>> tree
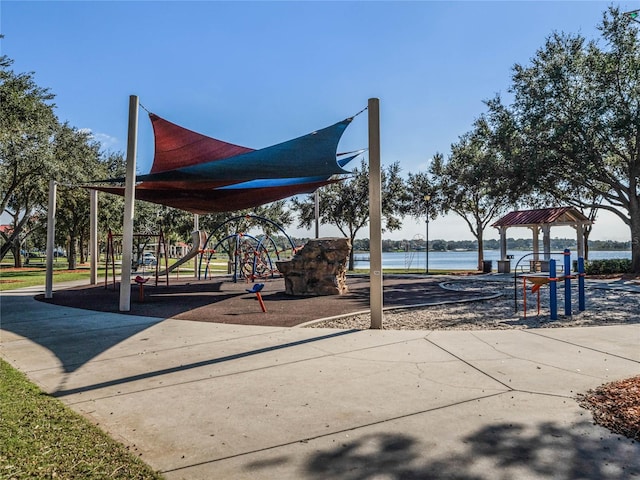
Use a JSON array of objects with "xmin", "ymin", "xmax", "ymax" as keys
[
  {"xmin": 292, "ymin": 159, "xmax": 408, "ymax": 270},
  {"xmin": 0, "ymin": 56, "xmax": 58, "ymax": 266},
  {"xmin": 404, "ymin": 169, "xmax": 438, "ymax": 254},
  {"xmin": 97, "ymin": 152, "xmax": 126, "ymax": 235},
  {"xmin": 486, "ymin": 6, "xmax": 640, "ymax": 273},
  {"xmin": 429, "ymin": 122, "xmax": 514, "ymax": 271},
  {"xmin": 53, "ymin": 123, "xmax": 103, "ymax": 269}
]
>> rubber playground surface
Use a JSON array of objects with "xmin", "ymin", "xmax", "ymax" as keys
[{"xmin": 37, "ymin": 275, "xmax": 488, "ymax": 327}]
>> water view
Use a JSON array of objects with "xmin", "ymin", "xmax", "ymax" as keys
[{"xmin": 353, "ymin": 250, "xmax": 632, "ymax": 271}]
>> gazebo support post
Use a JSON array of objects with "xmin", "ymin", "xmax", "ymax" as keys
[
  {"xmin": 542, "ymin": 224, "xmax": 551, "ymax": 263},
  {"xmin": 499, "ymin": 226, "xmax": 507, "ymax": 260},
  {"xmin": 531, "ymin": 226, "xmax": 540, "ymax": 261}
]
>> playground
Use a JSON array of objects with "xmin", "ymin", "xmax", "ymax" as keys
[
  {"xmin": 37, "ymin": 271, "xmax": 640, "ymax": 329},
  {"xmin": 37, "ymin": 275, "xmax": 495, "ymax": 327}
]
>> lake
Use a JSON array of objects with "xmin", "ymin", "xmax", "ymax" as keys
[{"xmin": 353, "ymin": 250, "xmax": 632, "ymax": 271}]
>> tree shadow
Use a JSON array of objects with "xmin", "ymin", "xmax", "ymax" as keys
[
  {"xmin": 1, "ymin": 292, "xmax": 163, "ymax": 373},
  {"xmin": 302, "ymin": 420, "xmax": 640, "ymax": 479}
]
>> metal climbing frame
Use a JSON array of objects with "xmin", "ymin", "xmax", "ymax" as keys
[{"xmin": 198, "ymin": 215, "xmax": 298, "ymax": 282}]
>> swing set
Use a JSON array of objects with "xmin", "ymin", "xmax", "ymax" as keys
[{"xmin": 104, "ymin": 228, "xmax": 169, "ymax": 289}]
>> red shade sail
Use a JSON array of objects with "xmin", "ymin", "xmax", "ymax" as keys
[{"xmin": 91, "ymin": 111, "xmax": 358, "ymax": 213}]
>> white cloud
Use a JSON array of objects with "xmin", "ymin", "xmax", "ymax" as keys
[
  {"xmin": 92, "ymin": 132, "xmax": 119, "ymax": 150},
  {"xmin": 78, "ymin": 128, "xmax": 120, "ymax": 151}
]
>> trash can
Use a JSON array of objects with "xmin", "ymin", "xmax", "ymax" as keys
[
  {"xmin": 497, "ymin": 260, "xmax": 511, "ymax": 273},
  {"xmin": 482, "ymin": 260, "xmax": 492, "ymax": 273}
]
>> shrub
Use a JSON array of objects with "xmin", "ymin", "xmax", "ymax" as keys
[{"xmin": 585, "ymin": 259, "xmax": 632, "ymax": 275}]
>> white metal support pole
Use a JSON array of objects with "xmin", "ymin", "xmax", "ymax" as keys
[
  {"xmin": 193, "ymin": 214, "xmax": 199, "ymax": 278},
  {"xmin": 45, "ymin": 180, "xmax": 57, "ymax": 299},
  {"xmin": 89, "ymin": 189, "xmax": 98, "ymax": 284},
  {"xmin": 368, "ymin": 98, "xmax": 383, "ymax": 329},
  {"xmin": 119, "ymin": 95, "xmax": 139, "ymax": 311}
]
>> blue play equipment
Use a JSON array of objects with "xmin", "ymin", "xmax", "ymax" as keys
[
  {"xmin": 548, "ymin": 249, "xmax": 587, "ymax": 320},
  {"xmin": 516, "ymin": 249, "xmax": 586, "ymax": 319},
  {"xmin": 245, "ymin": 283, "xmax": 266, "ymax": 312}
]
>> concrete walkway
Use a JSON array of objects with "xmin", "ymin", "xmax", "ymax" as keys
[{"xmin": 1, "ymin": 285, "xmax": 639, "ymax": 479}]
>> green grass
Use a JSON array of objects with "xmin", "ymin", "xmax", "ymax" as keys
[
  {"xmin": 0, "ymin": 359, "xmax": 163, "ymax": 479},
  {"xmin": 0, "ymin": 259, "xmax": 232, "ymax": 292},
  {"xmin": 0, "ymin": 267, "xmax": 96, "ymax": 292},
  {"xmin": 0, "ymin": 260, "xmax": 472, "ymax": 292}
]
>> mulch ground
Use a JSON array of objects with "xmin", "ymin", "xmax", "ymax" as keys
[
  {"xmin": 578, "ymin": 375, "xmax": 640, "ymax": 442},
  {"xmin": 36, "ymin": 275, "xmax": 488, "ymax": 327}
]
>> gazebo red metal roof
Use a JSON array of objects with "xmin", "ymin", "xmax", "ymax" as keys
[{"xmin": 492, "ymin": 207, "xmax": 591, "ymax": 228}]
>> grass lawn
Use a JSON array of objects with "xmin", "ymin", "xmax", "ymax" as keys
[
  {"xmin": 0, "ymin": 359, "xmax": 163, "ymax": 479},
  {"xmin": 0, "ymin": 258, "xmax": 231, "ymax": 292},
  {"xmin": 0, "ymin": 267, "xmax": 91, "ymax": 291}
]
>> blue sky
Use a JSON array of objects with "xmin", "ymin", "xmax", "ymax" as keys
[{"xmin": 1, "ymin": 1, "xmax": 633, "ymax": 242}]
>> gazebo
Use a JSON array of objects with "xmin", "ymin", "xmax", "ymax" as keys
[{"xmin": 492, "ymin": 207, "xmax": 592, "ymax": 272}]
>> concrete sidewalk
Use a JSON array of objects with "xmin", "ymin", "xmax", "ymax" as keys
[{"xmin": 1, "ymin": 288, "xmax": 639, "ymax": 479}]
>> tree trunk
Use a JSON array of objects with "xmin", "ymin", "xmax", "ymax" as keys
[
  {"xmin": 67, "ymin": 236, "xmax": 77, "ymax": 270},
  {"xmin": 79, "ymin": 233, "xmax": 86, "ymax": 264},
  {"xmin": 630, "ymin": 198, "xmax": 640, "ymax": 274},
  {"xmin": 476, "ymin": 226, "xmax": 484, "ymax": 271},
  {"xmin": 12, "ymin": 242, "xmax": 22, "ymax": 268},
  {"xmin": 583, "ymin": 229, "xmax": 590, "ymax": 262},
  {"xmin": 348, "ymin": 235, "xmax": 356, "ymax": 271},
  {"xmin": 0, "ymin": 242, "xmax": 12, "ymax": 263}
]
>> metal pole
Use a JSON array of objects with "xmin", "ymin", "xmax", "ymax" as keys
[
  {"xmin": 424, "ymin": 195, "xmax": 431, "ymax": 274},
  {"xmin": 425, "ymin": 209, "xmax": 429, "ymax": 274},
  {"xmin": 549, "ymin": 259, "xmax": 557, "ymax": 320},
  {"xmin": 89, "ymin": 189, "xmax": 98, "ymax": 285},
  {"xmin": 45, "ymin": 180, "xmax": 57, "ymax": 299},
  {"xmin": 194, "ymin": 214, "xmax": 199, "ymax": 279},
  {"xmin": 314, "ymin": 190, "xmax": 320, "ymax": 239},
  {"xmin": 368, "ymin": 98, "xmax": 383, "ymax": 329},
  {"xmin": 578, "ymin": 257, "xmax": 586, "ymax": 311},
  {"xmin": 564, "ymin": 248, "xmax": 571, "ymax": 316},
  {"xmin": 119, "ymin": 95, "xmax": 138, "ymax": 311}
]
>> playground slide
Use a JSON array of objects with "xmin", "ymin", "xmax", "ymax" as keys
[{"xmin": 159, "ymin": 230, "xmax": 207, "ymax": 276}]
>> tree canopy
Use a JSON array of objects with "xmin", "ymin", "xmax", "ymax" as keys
[
  {"xmin": 292, "ymin": 159, "xmax": 407, "ymax": 269},
  {"xmin": 485, "ymin": 6, "xmax": 640, "ymax": 273},
  {"xmin": 0, "ymin": 57, "xmax": 59, "ymax": 265},
  {"xmin": 430, "ymin": 119, "xmax": 514, "ymax": 270}
]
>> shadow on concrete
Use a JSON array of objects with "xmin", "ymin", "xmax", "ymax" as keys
[
  {"xmin": 292, "ymin": 421, "xmax": 639, "ymax": 479},
  {"xmin": 52, "ymin": 329, "xmax": 360, "ymax": 397},
  {"xmin": 1, "ymin": 293, "xmax": 163, "ymax": 374}
]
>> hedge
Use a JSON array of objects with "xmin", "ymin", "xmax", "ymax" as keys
[{"xmin": 584, "ymin": 258, "xmax": 632, "ymax": 275}]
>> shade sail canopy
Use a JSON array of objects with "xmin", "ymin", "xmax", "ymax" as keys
[
  {"xmin": 94, "ymin": 178, "xmax": 340, "ymax": 214},
  {"xmin": 92, "ymin": 111, "xmax": 358, "ymax": 213},
  {"xmin": 137, "ymin": 117, "xmax": 352, "ymax": 183},
  {"xmin": 149, "ymin": 114, "xmax": 254, "ymax": 174}
]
